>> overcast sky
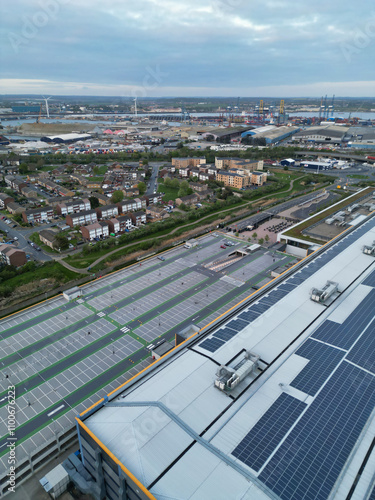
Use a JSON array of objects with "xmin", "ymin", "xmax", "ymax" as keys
[{"xmin": 0, "ymin": 0, "xmax": 374, "ymax": 97}]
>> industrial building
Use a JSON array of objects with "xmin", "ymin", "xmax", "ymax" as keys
[
  {"xmin": 293, "ymin": 125, "xmax": 349, "ymax": 144},
  {"xmin": 202, "ymin": 126, "xmax": 253, "ymax": 142},
  {"xmin": 241, "ymin": 125, "xmax": 300, "ymax": 144},
  {"xmin": 40, "ymin": 133, "xmax": 92, "ymax": 144},
  {"xmin": 74, "ymin": 211, "xmax": 375, "ymax": 500}
]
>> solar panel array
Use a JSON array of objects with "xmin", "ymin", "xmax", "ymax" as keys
[
  {"xmin": 312, "ymin": 289, "xmax": 375, "ymax": 350},
  {"xmin": 259, "ymin": 362, "xmax": 375, "ymax": 500},
  {"xmin": 232, "ymin": 393, "xmax": 306, "ymax": 472},
  {"xmin": 198, "ymin": 337, "xmax": 225, "ymax": 353},
  {"xmin": 291, "ymin": 339, "xmax": 345, "ymax": 396},
  {"xmin": 198, "ymin": 216, "xmax": 375, "ymax": 354},
  {"xmin": 362, "ymin": 268, "xmax": 375, "ymax": 288},
  {"xmin": 368, "ymin": 485, "xmax": 375, "ymax": 500},
  {"xmin": 346, "ymin": 321, "xmax": 375, "ymax": 375}
]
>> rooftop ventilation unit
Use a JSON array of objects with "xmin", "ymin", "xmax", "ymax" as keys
[
  {"xmin": 362, "ymin": 241, "xmax": 375, "ymax": 256},
  {"xmin": 214, "ymin": 351, "xmax": 260, "ymax": 392},
  {"xmin": 311, "ymin": 281, "xmax": 339, "ymax": 303}
]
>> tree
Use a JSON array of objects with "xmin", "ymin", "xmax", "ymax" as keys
[
  {"xmin": 89, "ymin": 196, "xmax": 100, "ymax": 209},
  {"xmin": 252, "ymin": 232, "xmax": 257, "ymax": 240},
  {"xmin": 54, "ymin": 233, "xmax": 69, "ymax": 251},
  {"xmin": 171, "ymin": 178, "xmax": 180, "ymax": 189},
  {"xmin": 19, "ymin": 163, "xmax": 29, "ymax": 175},
  {"xmin": 138, "ymin": 181, "xmax": 146, "ymax": 195},
  {"xmin": 111, "ymin": 190, "xmax": 124, "ymax": 204},
  {"xmin": 265, "ymin": 234, "xmax": 270, "ymax": 244},
  {"xmin": 259, "ymin": 237, "xmax": 264, "ymax": 245}
]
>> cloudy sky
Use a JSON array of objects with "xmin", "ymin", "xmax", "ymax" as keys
[{"xmin": 0, "ymin": 0, "xmax": 374, "ymax": 96}]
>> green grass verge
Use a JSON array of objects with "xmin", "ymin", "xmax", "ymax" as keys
[
  {"xmin": 1, "ymin": 262, "xmax": 83, "ymax": 291},
  {"xmin": 157, "ymin": 182, "xmax": 180, "ymax": 201}
]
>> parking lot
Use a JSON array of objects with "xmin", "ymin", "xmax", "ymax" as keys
[{"xmin": 0, "ymin": 233, "xmax": 296, "ymax": 480}]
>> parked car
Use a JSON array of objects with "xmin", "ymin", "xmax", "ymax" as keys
[
  {"xmin": 12, "ymin": 224, "xmax": 17, "ymax": 228},
  {"xmin": 158, "ymin": 256, "xmax": 165, "ymax": 261},
  {"xmin": 220, "ymin": 245, "xmax": 226, "ymax": 249}
]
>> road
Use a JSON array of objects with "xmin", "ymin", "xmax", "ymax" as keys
[
  {"xmin": 0, "ymin": 219, "xmax": 52, "ymax": 262},
  {"xmin": 145, "ymin": 162, "xmax": 162, "ymax": 195}
]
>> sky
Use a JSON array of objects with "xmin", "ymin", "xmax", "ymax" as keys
[{"xmin": 0, "ymin": 0, "xmax": 374, "ymax": 97}]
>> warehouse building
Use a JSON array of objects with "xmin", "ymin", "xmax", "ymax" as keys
[
  {"xmin": 202, "ymin": 126, "xmax": 253, "ymax": 143},
  {"xmin": 241, "ymin": 125, "xmax": 300, "ymax": 144},
  {"xmin": 41, "ymin": 133, "xmax": 92, "ymax": 144},
  {"xmin": 293, "ymin": 125, "xmax": 349, "ymax": 144},
  {"xmin": 74, "ymin": 212, "xmax": 375, "ymax": 500}
]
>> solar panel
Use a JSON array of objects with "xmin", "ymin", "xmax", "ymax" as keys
[
  {"xmin": 232, "ymin": 393, "xmax": 306, "ymax": 472},
  {"xmin": 214, "ymin": 328, "xmax": 238, "ymax": 342},
  {"xmin": 363, "ymin": 269, "xmax": 375, "ymax": 288},
  {"xmin": 238, "ymin": 310, "xmax": 260, "ymax": 322},
  {"xmin": 259, "ymin": 362, "xmax": 375, "ymax": 500},
  {"xmin": 226, "ymin": 318, "xmax": 248, "ymax": 332},
  {"xmin": 277, "ymin": 283, "xmax": 295, "ymax": 292},
  {"xmin": 291, "ymin": 339, "xmax": 345, "ymax": 396},
  {"xmin": 269, "ymin": 289, "xmax": 289, "ymax": 300},
  {"xmin": 346, "ymin": 322, "xmax": 375, "ymax": 374},
  {"xmin": 368, "ymin": 485, "xmax": 375, "ymax": 500},
  {"xmin": 312, "ymin": 290, "xmax": 375, "ymax": 350},
  {"xmin": 199, "ymin": 337, "xmax": 225, "ymax": 353}
]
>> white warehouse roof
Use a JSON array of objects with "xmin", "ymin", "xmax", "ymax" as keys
[{"xmin": 78, "ymin": 212, "xmax": 375, "ymax": 500}]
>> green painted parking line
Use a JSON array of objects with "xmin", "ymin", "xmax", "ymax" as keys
[
  {"xmin": 0, "ymin": 326, "xmax": 134, "ymax": 405},
  {"xmin": 126, "ymin": 331, "xmax": 148, "ymax": 346},
  {"xmin": 158, "ymin": 285, "xmax": 251, "ymax": 341},
  {"xmin": 0, "ymin": 312, "xmax": 98, "ymax": 366},
  {"xmin": 0, "ymin": 303, "xmax": 78, "ymax": 339},
  {"xmin": 124, "ymin": 278, "xmax": 210, "ymax": 332},
  {"xmin": 82, "ymin": 303, "xmax": 98, "ymax": 313},
  {"xmin": 84, "ymin": 259, "xmax": 191, "ymax": 302},
  {"xmin": 0, "ymin": 348, "xmax": 150, "ymax": 455}
]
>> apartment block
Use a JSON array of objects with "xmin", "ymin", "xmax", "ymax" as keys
[
  {"xmin": 56, "ymin": 198, "xmax": 91, "ymax": 216},
  {"xmin": 66, "ymin": 210, "xmax": 98, "ymax": 228},
  {"xmin": 95, "ymin": 204, "xmax": 119, "ymax": 220},
  {"xmin": 22, "ymin": 207, "xmax": 54, "ymax": 224},
  {"xmin": 81, "ymin": 222, "xmax": 109, "ymax": 241},
  {"xmin": 0, "ymin": 244, "xmax": 26, "ymax": 266},
  {"xmin": 216, "ymin": 171, "xmax": 249, "ymax": 189}
]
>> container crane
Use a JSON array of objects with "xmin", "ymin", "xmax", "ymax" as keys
[
  {"xmin": 259, "ymin": 99, "xmax": 264, "ymax": 116},
  {"xmin": 36, "ymin": 104, "xmax": 43, "ymax": 124}
]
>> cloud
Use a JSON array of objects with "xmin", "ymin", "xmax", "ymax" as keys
[
  {"xmin": 1, "ymin": 78, "xmax": 375, "ymax": 98},
  {"xmin": 0, "ymin": 0, "xmax": 374, "ymax": 96}
]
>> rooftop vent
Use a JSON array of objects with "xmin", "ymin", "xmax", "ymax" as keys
[
  {"xmin": 311, "ymin": 281, "xmax": 339, "ymax": 304},
  {"xmin": 215, "ymin": 351, "xmax": 260, "ymax": 392},
  {"xmin": 362, "ymin": 241, "xmax": 375, "ymax": 256}
]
